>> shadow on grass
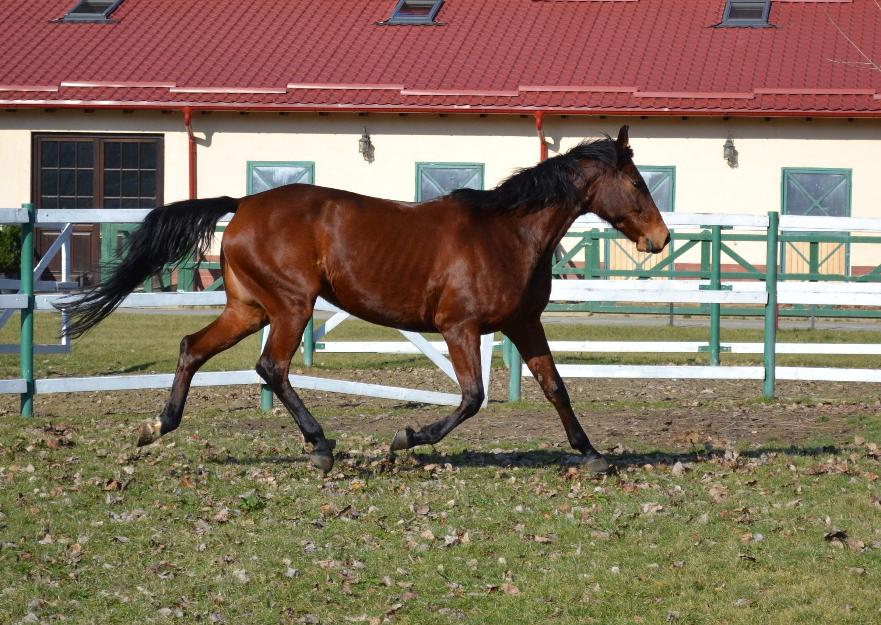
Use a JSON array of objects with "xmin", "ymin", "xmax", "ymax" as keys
[
  {"xmin": 408, "ymin": 443, "xmax": 841, "ymax": 470},
  {"xmin": 98, "ymin": 360, "xmax": 161, "ymax": 375},
  {"xmin": 209, "ymin": 443, "xmax": 841, "ymax": 473}
]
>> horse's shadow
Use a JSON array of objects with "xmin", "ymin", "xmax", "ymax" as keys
[{"xmin": 209, "ymin": 443, "xmax": 840, "ymax": 473}]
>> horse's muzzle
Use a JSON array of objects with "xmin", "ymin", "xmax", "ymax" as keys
[{"xmin": 637, "ymin": 228, "xmax": 671, "ymax": 254}]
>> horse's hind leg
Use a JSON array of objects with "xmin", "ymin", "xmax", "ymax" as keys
[
  {"xmin": 504, "ymin": 318, "xmax": 608, "ymax": 472},
  {"xmin": 390, "ymin": 323, "xmax": 484, "ymax": 451},
  {"xmin": 137, "ymin": 301, "xmax": 264, "ymax": 446},
  {"xmin": 254, "ymin": 304, "xmax": 336, "ymax": 473}
]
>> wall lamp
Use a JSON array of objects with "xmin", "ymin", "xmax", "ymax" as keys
[
  {"xmin": 359, "ymin": 127, "xmax": 375, "ymax": 162},
  {"xmin": 723, "ymin": 136, "xmax": 738, "ymax": 168}
]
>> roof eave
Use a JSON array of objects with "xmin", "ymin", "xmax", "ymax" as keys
[{"xmin": 1, "ymin": 100, "xmax": 879, "ymax": 119}]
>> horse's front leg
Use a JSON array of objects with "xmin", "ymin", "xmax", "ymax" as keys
[
  {"xmin": 390, "ymin": 323, "xmax": 484, "ymax": 451},
  {"xmin": 504, "ymin": 317, "xmax": 609, "ymax": 472}
]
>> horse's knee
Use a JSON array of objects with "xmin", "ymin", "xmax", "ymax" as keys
[
  {"xmin": 544, "ymin": 377, "xmax": 570, "ymax": 405},
  {"xmin": 177, "ymin": 334, "xmax": 200, "ymax": 369},
  {"xmin": 462, "ymin": 385, "xmax": 485, "ymax": 415},
  {"xmin": 255, "ymin": 357, "xmax": 277, "ymax": 386}
]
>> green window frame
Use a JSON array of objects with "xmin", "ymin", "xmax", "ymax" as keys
[
  {"xmin": 416, "ymin": 162, "xmax": 484, "ymax": 202},
  {"xmin": 781, "ymin": 168, "xmax": 851, "ymax": 217},
  {"xmin": 246, "ymin": 161, "xmax": 315, "ymax": 194},
  {"xmin": 781, "ymin": 168, "xmax": 853, "ymax": 277},
  {"xmin": 636, "ymin": 165, "xmax": 675, "ymax": 213}
]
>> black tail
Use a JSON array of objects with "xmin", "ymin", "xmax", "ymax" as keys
[{"xmin": 56, "ymin": 196, "xmax": 239, "ymax": 339}]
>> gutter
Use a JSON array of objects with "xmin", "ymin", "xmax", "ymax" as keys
[{"xmin": 0, "ymin": 101, "xmax": 877, "ymax": 119}]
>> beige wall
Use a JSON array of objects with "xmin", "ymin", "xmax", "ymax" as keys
[
  {"xmin": 2, "ymin": 109, "xmax": 879, "ymax": 210},
  {"xmin": 1, "ymin": 109, "xmax": 879, "ymax": 267}
]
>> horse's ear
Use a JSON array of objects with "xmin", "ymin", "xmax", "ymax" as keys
[
  {"xmin": 616, "ymin": 125, "xmax": 630, "ymax": 153},
  {"xmin": 615, "ymin": 125, "xmax": 632, "ymax": 165}
]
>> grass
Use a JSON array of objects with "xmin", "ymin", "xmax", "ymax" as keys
[
  {"xmin": 0, "ymin": 312, "xmax": 880, "ymax": 623},
  {"xmin": 1, "ymin": 414, "xmax": 880, "ymax": 624}
]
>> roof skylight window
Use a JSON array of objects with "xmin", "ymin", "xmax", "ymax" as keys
[
  {"xmin": 63, "ymin": 0, "xmax": 123, "ymax": 22},
  {"xmin": 720, "ymin": 0, "xmax": 771, "ymax": 27},
  {"xmin": 387, "ymin": 0, "xmax": 443, "ymax": 25}
]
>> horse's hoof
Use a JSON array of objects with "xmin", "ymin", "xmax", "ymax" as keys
[
  {"xmin": 390, "ymin": 428, "xmax": 413, "ymax": 452},
  {"xmin": 309, "ymin": 451, "xmax": 334, "ymax": 474},
  {"xmin": 136, "ymin": 421, "xmax": 162, "ymax": 447},
  {"xmin": 580, "ymin": 454, "xmax": 610, "ymax": 473}
]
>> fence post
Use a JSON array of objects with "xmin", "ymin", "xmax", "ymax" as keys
[
  {"xmin": 178, "ymin": 252, "xmax": 196, "ymax": 292},
  {"xmin": 507, "ymin": 343, "xmax": 522, "ymax": 401},
  {"xmin": 20, "ymin": 203, "xmax": 34, "ymax": 417},
  {"xmin": 303, "ymin": 317, "xmax": 315, "ymax": 367},
  {"xmin": 763, "ymin": 212, "xmax": 779, "ymax": 399},
  {"xmin": 259, "ymin": 325, "xmax": 272, "ymax": 411},
  {"xmin": 501, "ymin": 336, "xmax": 511, "ymax": 368},
  {"xmin": 709, "ymin": 225, "xmax": 722, "ymax": 366}
]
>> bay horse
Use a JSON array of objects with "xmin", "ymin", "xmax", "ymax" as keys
[{"xmin": 58, "ymin": 126, "xmax": 669, "ymax": 473}]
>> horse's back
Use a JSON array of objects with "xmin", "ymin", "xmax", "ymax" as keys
[{"xmin": 220, "ymin": 184, "xmax": 481, "ymax": 329}]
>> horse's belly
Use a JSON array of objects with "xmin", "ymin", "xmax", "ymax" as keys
[{"xmin": 319, "ymin": 281, "xmax": 438, "ymax": 333}]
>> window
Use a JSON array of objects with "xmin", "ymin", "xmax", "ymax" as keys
[
  {"xmin": 720, "ymin": 0, "xmax": 770, "ymax": 27},
  {"xmin": 387, "ymin": 0, "xmax": 443, "ymax": 25},
  {"xmin": 247, "ymin": 162, "xmax": 314, "ymax": 194},
  {"xmin": 416, "ymin": 163, "xmax": 483, "ymax": 201},
  {"xmin": 33, "ymin": 134, "xmax": 163, "ymax": 284},
  {"xmin": 63, "ymin": 0, "xmax": 123, "ymax": 22},
  {"xmin": 781, "ymin": 168, "xmax": 851, "ymax": 277},
  {"xmin": 782, "ymin": 168, "xmax": 851, "ymax": 217},
  {"xmin": 636, "ymin": 166, "xmax": 675, "ymax": 212}
]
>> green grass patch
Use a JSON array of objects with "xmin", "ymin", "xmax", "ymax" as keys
[{"xmin": 1, "ymin": 414, "xmax": 880, "ymax": 624}]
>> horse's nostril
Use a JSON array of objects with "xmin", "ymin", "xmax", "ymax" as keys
[{"xmin": 664, "ymin": 231, "xmax": 671, "ymax": 247}]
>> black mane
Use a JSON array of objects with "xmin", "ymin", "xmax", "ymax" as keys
[{"xmin": 449, "ymin": 136, "xmax": 621, "ymax": 213}]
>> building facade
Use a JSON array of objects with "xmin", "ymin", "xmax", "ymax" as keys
[{"xmin": 1, "ymin": 0, "xmax": 879, "ymax": 282}]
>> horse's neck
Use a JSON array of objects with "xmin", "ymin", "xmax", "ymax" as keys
[{"xmin": 511, "ymin": 204, "xmax": 580, "ymax": 263}]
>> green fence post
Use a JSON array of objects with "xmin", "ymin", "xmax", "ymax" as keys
[
  {"xmin": 178, "ymin": 252, "xmax": 196, "ymax": 292},
  {"xmin": 763, "ymin": 212, "xmax": 779, "ymax": 399},
  {"xmin": 501, "ymin": 336, "xmax": 511, "ymax": 368},
  {"xmin": 507, "ymin": 343, "xmax": 522, "ymax": 402},
  {"xmin": 20, "ymin": 203, "xmax": 34, "ymax": 417},
  {"xmin": 303, "ymin": 317, "xmax": 315, "ymax": 368},
  {"xmin": 709, "ymin": 225, "xmax": 722, "ymax": 366},
  {"xmin": 259, "ymin": 326, "xmax": 272, "ymax": 411}
]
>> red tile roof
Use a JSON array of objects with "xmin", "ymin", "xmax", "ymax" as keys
[{"xmin": 1, "ymin": 0, "xmax": 879, "ymax": 116}]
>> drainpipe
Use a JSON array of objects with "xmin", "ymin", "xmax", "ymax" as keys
[
  {"xmin": 183, "ymin": 108, "xmax": 196, "ymax": 200},
  {"xmin": 534, "ymin": 111, "xmax": 548, "ymax": 162},
  {"xmin": 181, "ymin": 108, "xmax": 198, "ymax": 291}
]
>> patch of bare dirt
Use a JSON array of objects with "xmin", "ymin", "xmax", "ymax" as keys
[{"xmin": 1, "ymin": 366, "xmax": 876, "ymax": 451}]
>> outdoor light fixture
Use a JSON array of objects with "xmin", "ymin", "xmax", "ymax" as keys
[
  {"xmin": 723, "ymin": 136, "xmax": 738, "ymax": 168},
  {"xmin": 359, "ymin": 127, "xmax": 374, "ymax": 162}
]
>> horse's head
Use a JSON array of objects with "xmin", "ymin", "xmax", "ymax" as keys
[{"xmin": 588, "ymin": 126, "xmax": 670, "ymax": 254}]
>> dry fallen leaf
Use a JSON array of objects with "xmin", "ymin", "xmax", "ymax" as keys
[
  {"xmin": 642, "ymin": 502, "xmax": 663, "ymax": 515},
  {"xmin": 708, "ymin": 483, "xmax": 727, "ymax": 504},
  {"xmin": 501, "ymin": 582, "xmax": 520, "ymax": 596}
]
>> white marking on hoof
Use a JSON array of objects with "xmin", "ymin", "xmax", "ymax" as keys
[
  {"xmin": 309, "ymin": 451, "xmax": 334, "ymax": 474},
  {"xmin": 136, "ymin": 420, "xmax": 162, "ymax": 447},
  {"xmin": 390, "ymin": 429, "xmax": 411, "ymax": 452},
  {"xmin": 581, "ymin": 455, "xmax": 610, "ymax": 473}
]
